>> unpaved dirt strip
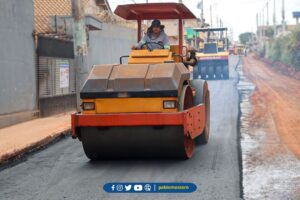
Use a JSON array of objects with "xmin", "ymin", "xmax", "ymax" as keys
[
  {"xmin": 239, "ymin": 55, "xmax": 300, "ymax": 199},
  {"xmin": 243, "ymin": 56, "xmax": 300, "ymax": 159}
]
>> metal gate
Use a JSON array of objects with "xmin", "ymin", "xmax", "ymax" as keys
[
  {"xmin": 37, "ymin": 36, "xmax": 76, "ymax": 116},
  {"xmin": 38, "ymin": 56, "xmax": 75, "ymax": 97}
]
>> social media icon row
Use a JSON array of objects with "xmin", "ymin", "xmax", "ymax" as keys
[
  {"xmin": 111, "ymin": 184, "xmax": 151, "ymax": 192},
  {"xmin": 104, "ymin": 182, "xmax": 197, "ymax": 193}
]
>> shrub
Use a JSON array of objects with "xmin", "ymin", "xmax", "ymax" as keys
[
  {"xmin": 268, "ymin": 28, "xmax": 300, "ymax": 70},
  {"xmin": 265, "ymin": 27, "xmax": 274, "ymax": 38},
  {"xmin": 259, "ymin": 44, "xmax": 266, "ymax": 58},
  {"xmin": 268, "ymin": 36, "xmax": 285, "ymax": 62},
  {"xmin": 290, "ymin": 29, "xmax": 300, "ymax": 70}
]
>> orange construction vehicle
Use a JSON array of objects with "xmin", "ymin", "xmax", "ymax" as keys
[
  {"xmin": 234, "ymin": 44, "xmax": 245, "ymax": 55},
  {"xmin": 71, "ymin": 3, "xmax": 210, "ymax": 160}
]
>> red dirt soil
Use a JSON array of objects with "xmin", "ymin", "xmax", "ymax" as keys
[{"xmin": 243, "ymin": 55, "xmax": 300, "ymax": 159}]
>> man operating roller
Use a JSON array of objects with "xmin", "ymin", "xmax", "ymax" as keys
[{"xmin": 132, "ymin": 19, "xmax": 170, "ymax": 50}]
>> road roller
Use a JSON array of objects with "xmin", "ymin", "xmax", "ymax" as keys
[
  {"xmin": 193, "ymin": 28, "xmax": 230, "ymax": 80},
  {"xmin": 234, "ymin": 44, "xmax": 246, "ymax": 56},
  {"xmin": 71, "ymin": 3, "xmax": 210, "ymax": 160}
]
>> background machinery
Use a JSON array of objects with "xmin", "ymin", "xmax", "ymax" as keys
[
  {"xmin": 71, "ymin": 3, "xmax": 210, "ymax": 160},
  {"xmin": 234, "ymin": 44, "xmax": 246, "ymax": 55},
  {"xmin": 193, "ymin": 28, "xmax": 230, "ymax": 80}
]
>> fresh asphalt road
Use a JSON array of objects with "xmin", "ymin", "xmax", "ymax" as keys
[{"xmin": 0, "ymin": 56, "xmax": 241, "ymax": 200}]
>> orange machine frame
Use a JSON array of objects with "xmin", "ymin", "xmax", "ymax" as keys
[{"xmin": 71, "ymin": 104, "xmax": 205, "ymax": 140}]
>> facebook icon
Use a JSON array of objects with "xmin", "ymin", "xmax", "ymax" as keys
[{"xmin": 111, "ymin": 185, "xmax": 115, "ymax": 191}]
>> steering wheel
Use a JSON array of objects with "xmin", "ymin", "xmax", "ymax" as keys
[{"xmin": 140, "ymin": 42, "xmax": 164, "ymax": 51}]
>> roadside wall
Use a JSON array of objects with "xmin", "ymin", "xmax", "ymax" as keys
[
  {"xmin": 87, "ymin": 23, "xmax": 136, "ymax": 67},
  {"xmin": 0, "ymin": 0, "xmax": 136, "ymax": 127},
  {"xmin": 0, "ymin": 0, "xmax": 37, "ymax": 126}
]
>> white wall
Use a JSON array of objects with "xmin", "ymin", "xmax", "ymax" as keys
[
  {"xmin": 87, "ymin": 23, "xmax": 136, "ymax": 68},
  {"xmin": 0, "ymin": 0, "xmax": 36, "ymax": 115}
]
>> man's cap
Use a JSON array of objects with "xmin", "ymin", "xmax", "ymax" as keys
[{"xmin": 151, "ymin": 19, "xmax": 165, "ymax": 29}]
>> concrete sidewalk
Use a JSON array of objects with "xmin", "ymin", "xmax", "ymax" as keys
[{"xmin": 0, "ymin": 112, "xmax": 72, "ymax": 164}]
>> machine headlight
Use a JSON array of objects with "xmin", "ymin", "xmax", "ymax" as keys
[
  {"xmin": 163, "ymin": 100, "xmax": 177, "ymax": 109},
  {"xmin": 82, "ymin": 102, "xmax": 95, "ymax": 110}
]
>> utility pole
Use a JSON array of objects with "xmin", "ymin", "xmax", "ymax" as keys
[
  {"xmin": 256, "ymin": 13, "xmax": 259, "ymax": 40},
  {"xmin": 273, "ymin": 0, "xmax": 276, "ymax": 37},
  {"xmin": 201, "ymin": 0, "xmax": 204, "ymax": 27},
  {"xmin": 197, "ymin": 0, "xmax": 204, "ymax": 27},
  {"xmin": 71, "ymin": 0, "xmax": 88, "ymax": 111},
  {"xmin": 262, "ymin": 7, "xmax": 265, "ymax": 27},
  {"xmin": 267, "ymin": 1, "xmax": 269, "ymax": 26},
  {"xmin": 259, "ymin": 13, "xmax": 262, "ymax": 42},
  {"xmin": 262, "ymin": 8, "xmax": 265, "ymax": 38},
  {"xmin": 256, "ymin": 13, "xmax": 259, "ymax": 30},
  {"xmin": 210, "ymin": 5, "xmax": 213, "ymax": 27},
  {"xmin": 229, "ymin": 28, "xmax": 233, "ymax": 43},
  {"xmin": 260, "ymin": 12, "xmax": 263, "ymax": 41},
  {"xmin": 282, "ymin": 0, "xmax": 286, "ymax": 32},
  {"xmin": 215, "ymin": 3, "xmax": 218, "ymax": 27}
]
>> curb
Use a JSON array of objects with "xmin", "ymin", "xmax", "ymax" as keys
[
  {"xmin": 0, "ymin": 129, "xmax": 71, "ymax": 168},
  {"xmin": 235, "ymin": 56, "xmax": 244, "ymax": 199}
]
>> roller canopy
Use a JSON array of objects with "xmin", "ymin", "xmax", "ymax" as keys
[
  {"xmin": 114, "ymin": 3, "xmax": 196, "ymax": 20},
  {"xmin": 81, "ymin": 63, "xmax": 190, "ymax": 98}
]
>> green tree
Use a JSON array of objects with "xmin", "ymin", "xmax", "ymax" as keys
[
  {"xmin": 290, "ymin": 28, "xmax": 300, "ymax": 70},
  {"xmin": 239, "ymin": 32, "xmax": 255, "ymax": 44},
  {"xmin": 268, "ymin": 28, "xmax": 300, "ymax": 69},
  {"xmin": 268, "ymin": 36, "xmax": 287, "ymax": 62},
  {"xmin": 265, "ymin": 27, "xmax": 274, "ymax": 38}
]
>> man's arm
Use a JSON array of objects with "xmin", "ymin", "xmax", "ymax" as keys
[
  {"xmin": 162, "ymin": 33, "xmax": 170, "ymax": 49},
  {"xmin": 134, "ymin": 35, "xmax": 148, "ymax": 49}
]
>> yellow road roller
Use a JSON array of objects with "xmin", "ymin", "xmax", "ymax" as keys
[
  {"xmin": 71, "ymin": 3, "xmax": 210, "ymax": 160},
  {"xmin": 193, "ymin": 28, "xmax": 230, "ymax": 80}
]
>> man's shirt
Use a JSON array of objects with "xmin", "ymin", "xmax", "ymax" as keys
[{"xmin": 136, "ymin": 32, "xmax": 170, "ymax": 50}]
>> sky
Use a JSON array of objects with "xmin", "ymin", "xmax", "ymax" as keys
[{"xmin": 108, "ymin": 0, "xmax": 300, "ymax": 40}]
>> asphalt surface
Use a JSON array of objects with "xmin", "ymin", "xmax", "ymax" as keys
[{"xmin": 0, "ymin": 56, "xmax": 241, "ymax": 200}]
